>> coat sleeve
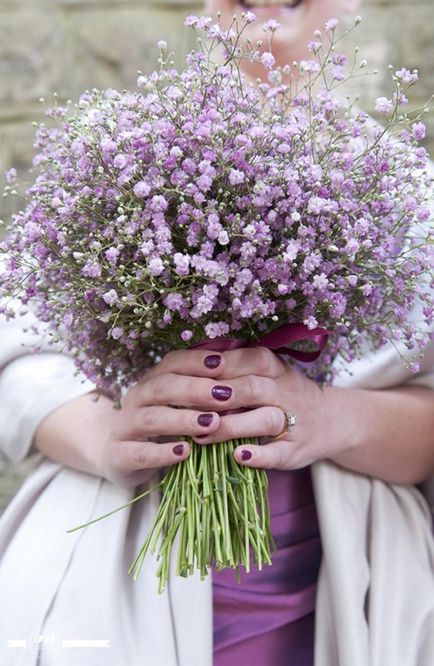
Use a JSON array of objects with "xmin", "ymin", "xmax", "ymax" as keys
[{"xmin": 0, "ymin": 308, "xmax": 95, "ymax": 464}]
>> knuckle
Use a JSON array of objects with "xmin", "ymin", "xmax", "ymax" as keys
[
  {"xmin": 220, "ymin": 418, "xmax": 236, "ymax": 440},
  {"xmin": 267, "ymin": 408, "xmax": 284, "ymax": 435},
  {"xmin": 110, "ymin": 444, "xmax": 130, "ymax": 473},
  {"xmin": 131, "ymin": 447, "xmax": 150, "ymax": 468},
  {"xmin": 245, "ymin": 375, "xmax": 277, "ymax": 403},
  {"xmin": 121, "ymin": 388, "xmax": 135, "ymax": 409},
  {"xmin": 186, "ymin": 377, "xmax": 205, "ymax": 405},
  {"xmin": 139, "ymin": 408, "xmax": 159, "ymax": 434},
  {"xmin": 161, "ymin": 349, "xmax": 177, "ymax": 368},
  {"xmin": 245, "ymin": 374, "xmax": 265, "ymax": 401},
  {"xmin": 253, "ymin": 347, "xmax": 275, "ymax": 375},
  {"xmin": 170, "ymin": 409, "xmax": 189, "ymax": 434},
  {"xmin": 149, "ymin": 374, "xmax": 169, "ymax": 401},
  {"xmin": 275, "ymin": 447, "xmax": 286, "ymax": 469},
  {"xmin": 266, "ymin": 378, "xmax": 279, "ymax": 404}
]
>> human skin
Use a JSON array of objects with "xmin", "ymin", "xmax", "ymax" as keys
[
  {"xmin": 35, "ymin": 345, "xmax": 434, "ymax": 488},
  {"xmin": 206, "ymin": 0, "xmax": 361, "ymax": 83},
  {"xmin": 34, "ymin": 0, "xmax": 434, "ymax": 487}
]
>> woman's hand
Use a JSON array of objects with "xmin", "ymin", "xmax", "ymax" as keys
[
  {"xmin": 34, "ymin": 352, "xmax": 227, "ymax": 489},
  {"xmin": 35, "ymin": 345, "xmax": 433, "ymax": 486},
  {"xmin": 144, "ymin": 346, "xmax": 346, "ymax": 471},
  {"xmin": 147, "ymin": 347, "xmax": 433, "ymax": 484}
]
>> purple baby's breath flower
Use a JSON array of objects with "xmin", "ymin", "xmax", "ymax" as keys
[
  {"xmin": 417, "ymin": 207, "xmax": 430, "ymax": 222},
  {"xmin": 244, "ymin": 11, "xmax": 257, "ymax": 24},
  {"xmin": 395, "ymin": 68, "xmax": 418, "ymax": 84},
  {"xmin": 229, "ymin": 169, "xmax": 245, "ymax": 185},
  {"xmin": 184, "ymin": 15, "xmax": 198, "ymax": 27},
  {"xmin": 263, "ymin": 19, "xmax": 280, "ymax": 32},
  {"xmin": 299, "ymin": 60, "xmax": 321, "ymax": 74},
  {"xmin": 308, "ymin": 41, "xmax": 322, "ymax": 54},
  {"xmin": 325, "ymin": 18, "xmax": 339, "ymax": 31},
  {"xmin": 174, "ymin": 252, "xmax": 190, "ymax": 276},
  {"xmin": 150, "ymin": 195, "xmax": 168, "ymax": 212},
  {"xmin": 103, "ymin": 289, "xmax": 119, "ymax": 306},
  {"xmin": 0, "ymin": 12, "xmax": 431, "ymax": 399},
  {"xmin": 205, "ymin": 322, "xmax": 230, "ymax": 339},
  {"xmin": 345, "ymin": 239, "xmax": 360, "ymax": 257},
  {"xmin": 313, "ymin": 274, "xmax": 329, "ymax": 290},
  {"xmin": 346, "ymin": 275, "xmax": 358, "ymax": 288},
  {"xmin": 261, "ymin": 52, "xmax": 276, "ymax": 70},
  {"xmin": 412, "ymin": 122, "xmax": 426, "ymax": 140},
  {"xmin": 105, "ymin": 247, "xmax": 120, "ymax": 265},
  {"xmin": 111, "ymin": 327, "xmax": 123, "ymax": 340},
  {"xmin": 82, "ymin": 262, "xmax": 102, "ymax": 279},
  {"xmin": 304, "ymin": 316, "xmax": 318, "ymax": 331},
  {"xmin": 375, "ymin": 97, "xmax": 394, "ymax": 114},
  {"xmin": 113, "ymin": 154, "xmax": 128, "ymax": 169},
  {"xmin": 331, "ymin": 66, "xmax": 345, "ymax": 82},
  {"xmin": 5, "ymin": 168, "xmax": 17, "ymax": 184},
  {"xmin": 148, "ymin": 257, "xmax": 164, "ymax": 276},
  {"xmin": 134, "ymin": 181, "xmax": 151, "ymax": 198},
  {"xmin": 218, "ymin": 230, "xmax": 230, "ymax": 245}
]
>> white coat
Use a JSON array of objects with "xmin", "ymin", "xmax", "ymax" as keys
[{"xmin": 0, "ymin": 305, "xmax": 433, "ymax": 666}]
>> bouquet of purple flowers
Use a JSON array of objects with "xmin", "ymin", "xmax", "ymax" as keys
[{"xmin": 1, "ymin": 13, "xmax": 433, "ymax": 591}]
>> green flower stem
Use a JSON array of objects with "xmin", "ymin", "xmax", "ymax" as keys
[{"xmin": 67, "ymin": 436, "xmax": 274, "ymax": 592}]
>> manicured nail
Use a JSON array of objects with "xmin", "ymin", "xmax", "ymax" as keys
[
  {"xmin": 197, "ymin": 413, "xmax": 213, "ymax": 427},
  {"xmin": 172, "ymin": 444, "xmax": 184, "ymax": 456},
  {"xmin": 241, "ymin": 450, "xmax": 252, "ymax": 462},
  {"xmin": 211, "ymin": 385, "xmax": 233, "ymax": 401},
  {"xmin": 204, "ymin": 354, "xmax": 221, "ymax": 369}
]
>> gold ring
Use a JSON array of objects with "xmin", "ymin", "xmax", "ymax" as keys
[{"xmin": 273, "ymin": 409, "xmax": 297, "ymax": 440}]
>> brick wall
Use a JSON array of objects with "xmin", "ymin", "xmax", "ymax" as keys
[
  {"xmin": 1, "ymin": 0, "xmax": 433, "ymax": 222},
  {"xmin": 0, "ymin": 0, "xmax": 433, "ymax": 512}
]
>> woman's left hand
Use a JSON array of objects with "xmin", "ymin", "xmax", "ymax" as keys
[{"xmin": 147, "ymin": 346, "xmax": 349, "ymax": 470}]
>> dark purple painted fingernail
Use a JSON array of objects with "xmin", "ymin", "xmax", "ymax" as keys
[
  {"xmin": 204, "ymin": 354, "xmax": 221, "ymax": 369},
  {"xmin": 211, "ymin": 385, "xmax": 233, "ymax": 401},
  {"xmin": 241, "ymin": 450, "xmax": 252, "ymax": 461},
  {"xmin": 172, "ymin": 444, "xmax": 184, "ymax": 456},
  {"xmin": 197, "ymin": 413, "xmax": 213, "ymax": 427}
]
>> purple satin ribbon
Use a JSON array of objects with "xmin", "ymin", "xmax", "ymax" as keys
[{"xmin": 191, "ymin": 323, "xmax": 330, "ymax": 363}]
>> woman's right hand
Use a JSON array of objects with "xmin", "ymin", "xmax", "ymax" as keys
[{"xmin": 33, "ymin": 350, "xmax": 225, "ymax": 489}]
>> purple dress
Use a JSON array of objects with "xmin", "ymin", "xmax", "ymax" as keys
[{"xmin": 213, "ymin": 466, "xmax": 322, "ymax": 665}]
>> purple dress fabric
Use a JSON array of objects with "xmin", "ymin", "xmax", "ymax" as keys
[{"xmin": 212, "ymin": 466, "xmax": 322, "ymax": 665}]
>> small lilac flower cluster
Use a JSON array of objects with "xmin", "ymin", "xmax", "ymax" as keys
[{"xmin": 0, "ymin": 14, "xmax": 433, "ymax": 397}]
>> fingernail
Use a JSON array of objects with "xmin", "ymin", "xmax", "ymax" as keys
[
  {"xmin": 211, "ymin": 385, "xmax": 233, "ymax": 401},
  {"xmin": 172, "ymin": 444, "xmax": 184, "ymax": 456},
  {"xmin": 204, "ymin": 354, "xmax": 221, "ymax": 369},
  {"xmin": 197, "ymin": 413, "xmax": 213, "ymax": 427},
  {"xmin": 241, "ymin": 450, "xmax": 252, "ymax": 462}
]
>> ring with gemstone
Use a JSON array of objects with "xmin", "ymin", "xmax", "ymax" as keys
[{"xmin": 272, "ymin": 409, "xmax": 297, "ymax": 440}]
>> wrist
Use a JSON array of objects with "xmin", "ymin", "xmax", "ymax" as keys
[
  {"xmin": 34, "ymin": 391, "xmax": 115, "ymax": 478},
  {"xmin": 321, "ymin": 385, "xmax": 364, "ymax": 460}
]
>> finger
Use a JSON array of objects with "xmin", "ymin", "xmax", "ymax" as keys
[
  {"xmin": 232, "ymin": 441, "xmax": 304, "ymax": 470},
  {"xmin": 113, "ymin": 439, "xmax": 190, "ymax": 473},
  {"xmin": 141, "ymin": 349, "xmax": 225, "ymax": 381},
  {"xmin": 126, "ymin": 405, "xmax": 220, "ymax": 439},
  {"xmin": 128, "ymin": 373, "xmax": 278, "ymax": 411},
  {"xmin": 217, "ymin": 346, "xmax": 286, "ymax": 379},
  {"xmin": 136, "ymin": 345, "xmax": 285, "ymax": 385},
  {"xmin": 192, "ymin": 406, "xmax": 288, "ymax": 444}
]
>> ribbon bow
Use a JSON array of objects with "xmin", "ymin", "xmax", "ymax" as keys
[{"xmin": 191, "ymin": 323, "xmax": 330, "ymax": 363}]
